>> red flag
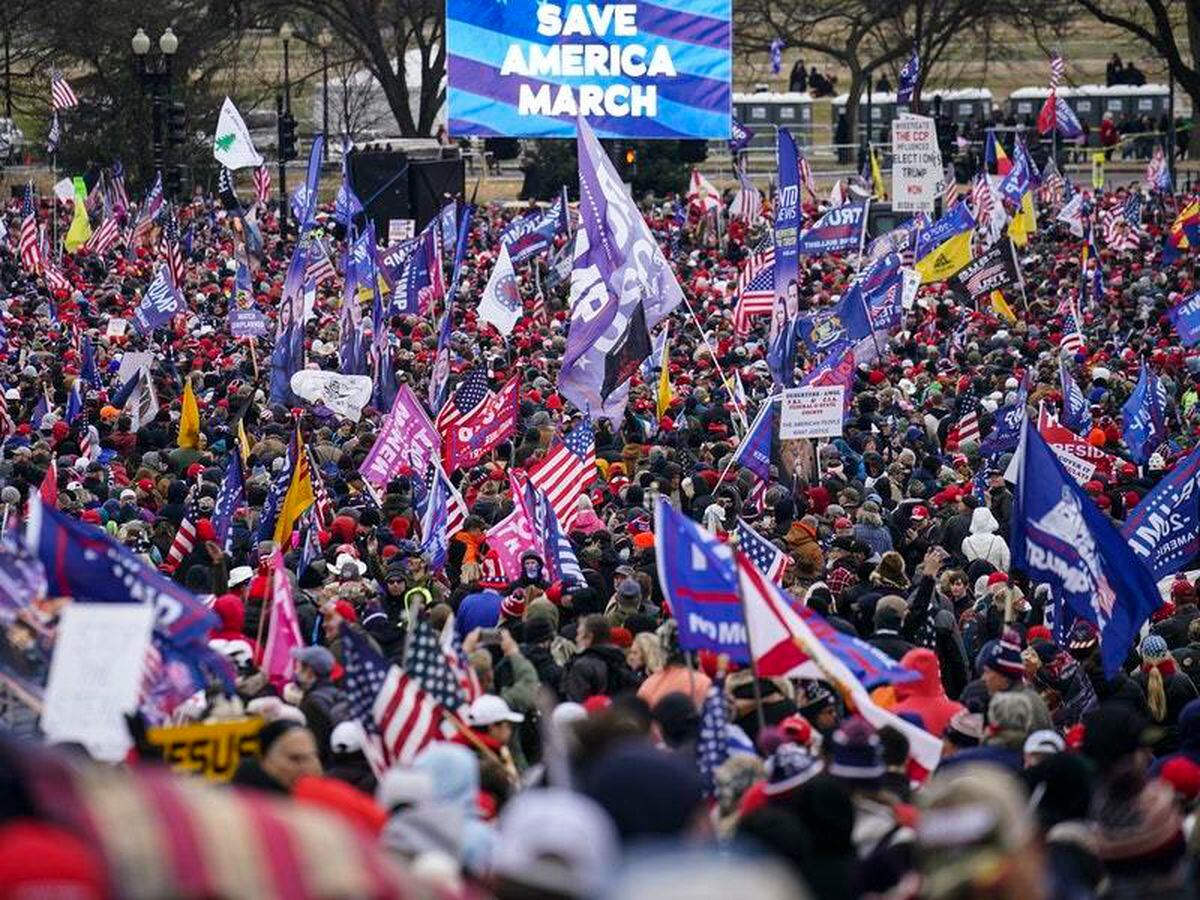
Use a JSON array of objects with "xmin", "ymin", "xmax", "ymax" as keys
[
  {"xmin": 39, "ymin": 460, "xmax": 58, "ymax": 508},
  {"xmin": 1036, "ymin": 93, "xmax": 1057, "ymax": 136},
  {"xmin": 444, "ymin": 377, "xmax": 519, "ymax": 472}
]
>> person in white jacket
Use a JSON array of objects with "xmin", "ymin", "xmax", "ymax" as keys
[{"xmin": 960, "ymin": 507, "xmax": 1011, "ymax": 571}]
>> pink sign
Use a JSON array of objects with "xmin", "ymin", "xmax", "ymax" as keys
[{"xmin": 359, "ymin": 384, "xmax": 440, "ymax": 488}]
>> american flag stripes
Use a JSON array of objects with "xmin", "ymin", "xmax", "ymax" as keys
[
  {"xmin": 1049, "ymin": 50, "xmax": 1065, "ymax": 91},
  {"xmin": 441, "ymin": 615, "xmax": 483, "ymax": 706},
  {"xmin": 306, "ymin": 445, "xmax": 335, "ymax": 526},
  {"xmin": 1147, "ymin": 143, "xmax": 1172, "ymax": 193},
  {"xmin": 161, "ymin": 207, "xmax": 186, "ymax": 289},
  {"xmin": 164, "ymin": 488, "xmax": 203, "ymax": 573},
  {"xmin": 733, "ymin": 246, "xmax": 776, "ymax": 335},
  {"xmin": 0, "ymin": 386, "xmax": 14, "ymax": 440},
  {"xmin": 304, "ymin": 236, "xmax": 337, "ymax": 286},
  {"xmin": 84, "ymin": 215, "xmax": 122, "ymax": 256},
  {"xmin": 954, "ymin": 410, "xmax": 981, "ymax": 445},
  {"xmin": 942, "ymin": 165, "xmax": 958, "ymax": 209},
  {"xmin": 109, "ymin": 161, "xmax": 130, "ymax": 215},
  {"xmin": 18, "ymin": 184, "xmax": 42, "ymax": 274},
  {"xmin": 434, "ymin": 366, "xmax": 490, "ymax": 435},
  {"xmin": 43, "ymin": 264, "xmax": 72, "ymax": 293},
  {"xmin": 132, "ymin": 174, "xmax": 164, "ymax": 246},
  {"xmin": 50, "ymin": 70, "xmax": 78, "ymax": 110},
  {"xmin": 735, "ymin": 518, "xmax": 788, "ymax": 584},
  {"xmin": 1101, "ymin": 194, "xmax": 1142, "ymax": 253},
  {"xmin": 253, "ymin": 166, "xmax": 272, "ymax": 207},
  {"xmin": 1060, "ymin": 305, "xmax": 1085, "ymax": 355},
  {"xmin": 528, "ymin": 420, "xmax": 596, "ymax": 531},
  {"xmin": 797, "ymin": 144, "xmax": 818, "ymax": 203},
  {"xmin": 342, "ymin": 625, "xmax": 443, "ymax": 770},
  {"xmin": 970, "ymin": 175, "xmax": 993, "ymax": 224},
  {"xmin": 731, "ymin": 168, "xmax": 763, "ymax": 224},
  {"xmin": 404, "ymin": 614, "xmax": 468, "ymax": 714}
]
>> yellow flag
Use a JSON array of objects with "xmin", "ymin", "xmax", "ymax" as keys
[
  {"xmin": 64, "ymin": 176, "xmax": 92, "ymax": 253},
  {"xmin": 915, "ymin": 231, "xmax": 972, "ymax": 284},
  {"xmin": 1007, "ymin": 191, "xmax": 1037, "ymax": 247},
  {"xmin": 274, "ymin": 429, "xmax": 315, "ymax": 545},
  {"xmin": 990, "ymin": 290, "xmax": 1017, "ymax": 323},
  {"xmin": 869, "ymin": 147, "xmax": 887, "ymax": 200},
  {"xmin": 237, "ymin": 418, "xmax": 252, "ymax": 462},
  {"xmin": 177, "ymin": 379, "xmax": 200, "ymax": 449},
  {"xmin": 656, "ymin": 334, "xmax": 672, "ymax": 419}
]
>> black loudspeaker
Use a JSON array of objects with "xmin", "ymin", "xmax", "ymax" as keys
[
  {"xmin": 408, "ymin": 158, "xmax": 466, "ymax": 231},
  {"xmin": 347, "ymin": 150, "xmax": 411, "ymax": 238}
]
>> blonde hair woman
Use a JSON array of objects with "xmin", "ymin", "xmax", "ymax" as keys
[{"xmin": 627, "ymin": 631, "xmax": 665, "ymax": 678}]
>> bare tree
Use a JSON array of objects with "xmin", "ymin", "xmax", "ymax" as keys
[
  {"xmin": 275, "ymin": 0, "xmax": 445, "ymax": 137},
  {"xmin": 1068, "ymin": 0, "xmax": 1200, "ymax": 154},
  {"xmin": 2, "ymin": 0, "xmax": 58, "ymax": 120}
]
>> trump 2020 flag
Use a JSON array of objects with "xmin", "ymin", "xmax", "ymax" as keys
[
  {"xmin": 1121, "ymin": 364, "xmax": 1167, "ymax": 466},
  {"xmin": 1122, "ymin": 446, "xmax": 1200, "ymax": 581},
  {"xmin": 213, "ymin": 97, "xmax": 264, "ymax": 170},
  {"xmin": 559, "ymin": 117, "xmax": 684, "ymax": 422},
  {"xmin": 132, "ymin": 267, "xmax": 184, "ymax": 335},
  {"xmin": 653, "ymin": 497, "xmax": 747, "ymax": 663},
  {"xmin": 1010, "ymin": 418, "xmax": 1162, "ymax": 677},
  {"xmin": 1060, "ymin": 360, "xmax": 1093, "ymax": 435},
  {"xmin": 499, "ymin": 192, "xmax": 567, "ymax": 265},
  {"xmin": 477, "ymin": 242, "xmax": 523, "ymax": 337},
  {"xmin": 1168, "ymin": 291, "xmax": 1200, "ymax": 347},
  {"xmin": 897, "ymin": 51, "xmax": 920, "ymax": 104}
]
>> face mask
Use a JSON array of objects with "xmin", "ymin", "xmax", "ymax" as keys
[{"xmin": 524, "ymin": 561, "xmax": 540, "ymax": 578}]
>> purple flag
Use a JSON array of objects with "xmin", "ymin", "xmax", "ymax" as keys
[
  {"xmin": 558, "ymin": 117, "xmax": 684, "ymax": 421},
  {"xmin": 360, "ymin": 385, "xmax": 441, "ymax": 490}
]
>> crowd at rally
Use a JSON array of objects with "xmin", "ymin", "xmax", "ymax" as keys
[{"xmin": 3, "ymin": 113, "xmax": 1200, "ymax": 899}]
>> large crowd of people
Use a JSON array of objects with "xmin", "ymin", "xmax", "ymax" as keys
[{"xmin": 0, "ymin": 146, "xmax": 1199, "ymax": 900}]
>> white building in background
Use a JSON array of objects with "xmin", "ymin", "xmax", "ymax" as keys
[{"xmin": 310, "ymin": 49, "xmax": 447, "ymax": 143}]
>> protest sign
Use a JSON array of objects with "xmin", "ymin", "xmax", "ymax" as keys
[
  {"xmin": 445, "ymin": 0, "xmax": 732, "ymax": 139},
  {"xmin": 229, "ymin": 309, "xmax": 269, "ymax": 338},
  {"xmin": 891, "ymin": 114, "xmax": 942, "ymax": 213},
  {"xmin": 40, "ymin": 603, "xmax": 155, "ymax": 761},
  {"xmin": 146, "ymin": 718, "xmax": 264, "ymax": 781},
  {"xmin": 388, "ymin": 219, "xmax": 415, "ymax": 243},
  {"xmin": 106, "ymin": 318, "xmax": 128, "ymax": 338},
  {"xmin": 780, "ymin": 385, "xmax": 846, "ymax": 439},
  {"xmin": 359, "ymin": 385, "xmax": 440, "ymax": 488}
]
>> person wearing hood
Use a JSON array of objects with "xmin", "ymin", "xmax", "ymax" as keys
[
  {"xmin": 210, "ymin": 592, "xmax": 260, "ymax": 658},
  {"xmin": 561, "ymin": 615, "xmax": 640, "ymax": 702},
  {"xmin": 892, "ymin": 648, "xmax": 965, "ymax": 736},
  {"xmin": 959, "ymin": 506, "xmax": 1010, "ymax": 571},
  {"xmin": 784, "ymin": 515, "xmax": 825, "ymax": 576}
]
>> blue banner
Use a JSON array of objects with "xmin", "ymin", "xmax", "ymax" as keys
[
  {"xmin": 768, "ymin": 128, "xmax": 801, "ymax": 387},
  {"xmin": 1060, "ymin": 361, "xmax": 1093, "ymax": 435},
  {"xmin": 796, "ymin": 200, "xmax": 867, "ymax": 256},
  {"xmin": 1123, "ymin": 445, "xmax": 1200, "ymax": 580},
  {"xmin": 654, "ymin": 498, "xmax": 747, "ymax": 662},
  {"xmin": 446, "ymin": 0, "xmax": 732, "ymax": 139},
  {"xmin": 499, "ymin": 193, "xmax": 567, "ymax": 264},
  {"xmin": 132, "ymin": 268, "xmax": 184, "ymax": 334},
  {"xmin": 796, "ymin": 282, "xmax": 874, "ymax": 357},
  {"xmin": 1168, "ymin": 290, "xmax": 1200, "ymax": 347},
  {"xmin": 1122, "ymin": 365, "xmax": 1167, "ymax": 466},
  {"xmin": 1011, "ymin": 420, "xmax": 1162, "ymax": 677}
]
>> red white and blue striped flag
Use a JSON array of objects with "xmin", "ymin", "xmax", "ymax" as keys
[
  {"xmin": 733, "ymin": 246, "xmax": 775, "ymax": 335},
  {"xmin": 51, "ymin": 70, "xmax": 78, "ymax": 110},
  {"xmin": 528, "ymin": 420, "xmax": 596, "ymax": 531},
  {"xmin": 735, "ymin": 517, "xmax": 789, "ymax": 584}
]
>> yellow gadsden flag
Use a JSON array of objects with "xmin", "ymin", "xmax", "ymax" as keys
[
  {"xmin": 177, "ymin": 379, "xmax": 200, "ymax": 449},
  {"xmin": 64, "ymin": 176, "xmax": 92, "ymax": 253},
  {"xmin": 990, "ymin": 290, "xmax": 1017, "ymax": 324},
  {"xmin": 914, "ymin": 230, "xmax": 972, "ymax": 284},
  {"xmin": 274, "ymin": 428, "xmax": 315, "ymax": 545}
]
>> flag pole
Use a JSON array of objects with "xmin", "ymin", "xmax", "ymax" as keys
[{"xmin": 680, "ymin": 292, "xmax": 748, "ymax": 434}]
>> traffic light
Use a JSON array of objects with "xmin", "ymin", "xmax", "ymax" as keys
[
  {"xmin": 279, "ymin": 113, "xmax": 298, "ymax": 161},
  {"xmin": 166, "ymin": 101, "xmax": 187, "ymax": 146}
]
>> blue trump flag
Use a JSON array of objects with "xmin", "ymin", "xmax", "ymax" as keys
[
  {"xmin": 1122, "ymin": 445, "xmax": 1200, "ymax": 580},
  {"xmin": 653, "ymin": 497, "xmax": 748, "ymax": 663},
  {"xmin": 980, "ymin": 386, "xmax": 1028, "ymax": 459},
  {"xmin": 132, "ymin": 268, "xmax": 184, "ymax": 335},
  {"xmin": 25, "ymin": 498, "xmax": 234, "ymax": 691},
  {"xmin": 1122, "ymin": 364, "xmax": 1167, "ymax": 466},
  {"xmin": 421, "ymin": 463, "xmax": 451, "ymax": 571},
  {"xmin": 211, "ymin": 454, "xmax": 246, "ymax": 552},
  {"xmin": 796, "ymin": 200, "xmax": 868, "ymax": 256},
  {"xmin": 499, "ymin": 191, "xmax": 567, "ymax": 265},
  {"xmin": 733, "ymin": 398, "xmax": 777, "ymax": 483},
  {"xmin": 1010, "ymin": 419, "xmax": 1162, "ymax": 677},
  {"xmin": 896, "ymin": 51, "xmax": 920, "ymax": 104},
  {"xmin": 1060, "ymin": 360, "xmax": 1093, "ymax": 435},
  {"xmin": 1168, "ymin": 290, "xmax": 1200, "ymax": 347}
]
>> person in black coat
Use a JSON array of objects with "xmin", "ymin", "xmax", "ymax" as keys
[
  {"xmin": 868, "ymin": 596, "xmax": 916, "ymax": 661},
  {"xmin": 561, "ymin": 615, "xmax": 638, "ymax": 701}
]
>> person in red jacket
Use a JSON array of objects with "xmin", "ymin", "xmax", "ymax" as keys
[{"xmin": 892, "ymin": 648, "xmax": 965, "ymax": 737}]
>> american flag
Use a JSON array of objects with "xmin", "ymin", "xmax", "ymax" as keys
[
  {"xmin": 0, "ymin": 386, "xmax": 14, "ymax": 440},
  {"xmin": 164, "ymin": 487, "xmax": 203, "ymax": 573},
  {"xmin": 43, "ymin": 264, "xmax": 72, "ymax": 293},
  {"xmin": 304, "ymin": 236, "xmax": 337, "ymax": 286},
  {"xmin": 1049, "ymin": 50, "xmax": 1065, "ymax": 90},
  {"xmin": 253, "ymin": 166, "xmax": 272, "ymax": 207},
  {"xmin": 434, "ymin": 366, "xmax": 490, "ymax": 436},
  {"xmin": 951, "ymin": 389, "xmax": 982, "ymax": 446},
  {"xmin": 1101, "ymin": 194, "xmax": 1142, "ymax": 253},
  {"xmin": 528, "ymin": 420, "xmax": 596, "ymax": 531},
  {"xmin": 696, "ymin": 678, "xmax": 731, "ymax": 798},
  {"xmin": 970, "ymin": 174, "xmax": 993, "ymax": 221},
  {"xmin": 132, "ymin": 174, "xmax": 164, "ymax": 246},
  {"xmin": 1039, "ymin": 159, "xmax": 1065, "ymax": 207},
  {"xmin": 18, "ymin": 184, "xmax": 42, "ymax": 274},
  {"xmin": 160, "ymin": 206, "xmax": 186, "ymax": 289},
  {"xmin": 306, "ymin": 445, "xmax": 335, "ymax": 526},
  {"xmin": 84, "ymin": 215, "xmax": 121, "ymax": 256},
  {"xmin": 404, "ymin": 614, "xmax": 468, "ymax": 714},
  {"xmin": 731, "ymin": 167, "xmax": 763, "ymax": 224},
  {"xmin": 50, "ymin": 70, "xmax": 78, "ymax": 110},
  {"xmin": 735, "ymin": 518, "xmax": 788, "ymax": 584},
  {"xmin": 797, "ymin": 143, "xmax": 818, "ymax": 203},
  {"xmin": 440, "ymin": 615, "xmax": 483, "ymax": 706},
  {"xmin": 733, "ymin": 246, "xmax": 776, "ymax": 335},
  {"xmin": 942, "ymin": 165, "xmax": 958, "ymax": 209},
  {"xmin": 1146, "ymin": 143, "xmax": 1172, "ymax": 193},
  {"xmin": 342, "ymin": 624, "xmax": 443, "ymax": 771},
  {"xmin": 1060, "ymin": 304, "xmax": 1085, "ymax": 355},
  {"xmin": 109, "ymin": 161, "xmax": 130, "ymax": 215}
]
